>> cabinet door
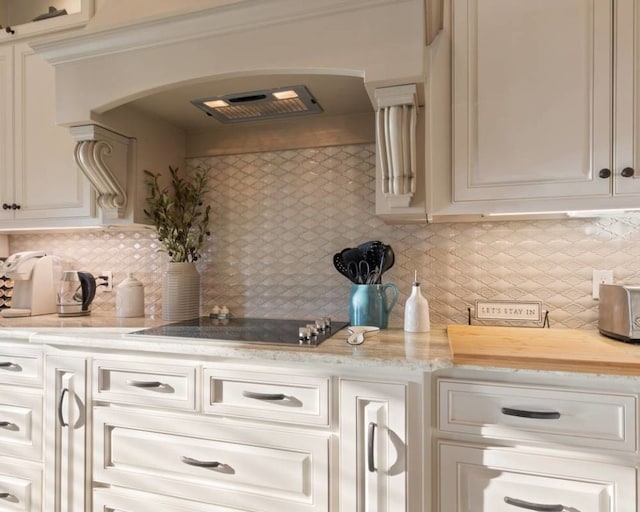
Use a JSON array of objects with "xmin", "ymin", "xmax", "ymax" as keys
[
  {"xmin": 340, "ymin": 379, "xmax": 407, "ymax": 512},
  {"xmin": 0, "ymin": 46, "xmax": 13, "ymax": 220},
  {"xmin": 44, "ymin": 355, "xmax": 88, "ymax": 512},
  {"xmin": 452, "ymin": 0, "xmax": 613, "ymax": 202},
  {"xmin": 614, "ymin": 0, "xmax": 640, "ymax": 195},
  {"xmin": 13, "ymin": 43, "xmax": 92, "ymax": 220},
  {"xmin": 439, "ymin": 443, "xmax": 636, "ymax": 512}
]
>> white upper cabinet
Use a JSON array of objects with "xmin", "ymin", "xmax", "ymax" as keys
[
  {"xmin": 453, "ymin": 0, "xmax": 613, "ymax": 202},
  {"xmin": 0, "ymin": 0, "xmax": 93, "ymax": 41},
  {"xmin": 430, "ymin": 0, "xmax": 640, "ymax": 219},
  {"xmin": 0, "ymin": 43, "xmax": 93, "ymax": 225}
]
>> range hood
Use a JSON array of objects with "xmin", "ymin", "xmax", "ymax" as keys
[
  {"xmin": 32, "ymin": 0, "xmax": 441, "ymax": 224},
  {"xmin": 191, "ymin": 85, "xmax": 323, "ymax": 124}
]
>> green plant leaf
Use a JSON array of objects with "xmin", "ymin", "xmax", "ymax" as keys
[{"xmin": 144, "ymin": 166, "xmax": 211, "ymax": 263}]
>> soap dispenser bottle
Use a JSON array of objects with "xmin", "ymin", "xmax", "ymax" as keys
[{"xmin": 404, "ymin": 271, "xmax": 430, "ymax": 332}]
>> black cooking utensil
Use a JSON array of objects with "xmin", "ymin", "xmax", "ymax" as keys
[
  {"xmin": 341, "ymin": 247, "xmax": 364, "ymax": 267},
  {"xmin": 357, "ymin": 240, "xmax": 384, "ymax": 255},
  {"xmin": 333, "ymin": 253, "xmax": 357, "ymax": 283}
]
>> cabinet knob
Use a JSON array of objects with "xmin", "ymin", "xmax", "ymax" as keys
[
  {"xmin": 599, "ymin": 168, "xmax": 612, "ymax": 179},
  {"xmin": 4, "ymin": 27, "xmax": 14, "ymax": 35},
  {"xmin": 621, "ymin": 167, "xmax": 635, "ymax": 178},
  {"xmin": 10, "ymin": 204, "xmax": 19, "ymax": 210},
  {"xmin": 1, "ymin": 204, "xmax": 8, "ymax": 211}
]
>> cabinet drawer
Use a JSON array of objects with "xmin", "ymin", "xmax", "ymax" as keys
[
  {"xmin": 0, "ymin": 457, "xmax": 41, "ymax": 512},
  {"xmin": 203, "ymin": 367, "xmax": 330, "ymax": 426},
  {"xmin": 0, "ymin": 387, "xmax": 41, "ymax": 461},
  {"xmin": 94, "ymin": 487, "xmax": 251, "ymax": 512},
  {"xmin": 439, "ymin": 443, "xmax": 636, "ymax": 512},
  {"xmin": 438, "ymin": 379, "xmax": 637, "ymax": 451},
  {"xmin": 94, "ymin": 407, "xmax": 330, "ymax": 512},
  {"xmin": 0, "ymin": 346, "xmax": 42, "ymax": 387},
  {"xmin": 93, "ymin": 359, "xmax": 197, "ymax": 410}
]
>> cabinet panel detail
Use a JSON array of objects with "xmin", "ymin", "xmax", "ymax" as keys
[
  {"xmin": 452, "ymin": 0, "xmax": 613, "ymax": 202},
  {"xmin": 439, "ymin": 443, "xmax": 636, "ymax": 512},
  {"xmin": 44, "ymin": 355, "xmax": 87, "ymax": 512},
  {"xmin": 340, "ymin": 379, "xmax": 407, "ymax": 512},
  {"xmin": 0, "ymin": 345, "xmax": 43, "ymax": 387},
  {"xmin": 94, "ymin": 407, "xmax": 330, "ymax": 512},
  {"xmin": 438, "ymin": 379, "xmax": 636, "ymax": 451},
  {"xmin": 0, "ymin": 387, "xmax": 42, "ymax": 461},
  {"xmin": 93, "ymin": 359, "xmax": 197, "ymax": 410},
  {"xmin": 0, "ymin": 456, "xmax": 41, "ymax": 512},
  {"xmin": 203, "ymin": 367, "xmax": 330, "ymax": 426}
]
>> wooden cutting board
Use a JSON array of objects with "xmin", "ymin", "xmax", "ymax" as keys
[{"xmin": 447, "ymin": 324, "xmax": 640, "ymax": 376}]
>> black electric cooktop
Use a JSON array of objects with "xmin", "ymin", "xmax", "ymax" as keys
[{"xmin": 130, "ymin": 317, "xmax": 349, "ymax": 347}]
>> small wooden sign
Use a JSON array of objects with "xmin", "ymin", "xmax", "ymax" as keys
[{"xmin": 475, "ymin": 300, "xmax": 542, "ymax": 322}]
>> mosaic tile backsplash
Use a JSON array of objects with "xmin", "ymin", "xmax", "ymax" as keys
[{"xmin": 9, "ymin": 143, "xmax": 640, "ymax": 329}]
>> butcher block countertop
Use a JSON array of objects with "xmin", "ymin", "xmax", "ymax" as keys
[{"xmin": 447, "ymin": 324, "xmax": 640, "ymax": 376}]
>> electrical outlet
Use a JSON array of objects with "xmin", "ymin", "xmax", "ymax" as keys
[
  {"xmin": 101, "ymin": 271, "xmax": 113, "ymax": 292},
  {"xmin": 592, "ymin": 269, "xmax": 613, "ymax": 300}
]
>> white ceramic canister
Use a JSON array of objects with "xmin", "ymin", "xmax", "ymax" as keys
[{"xmin": 115, "ymin": 273, "xmax": 145, "ymax": 317}]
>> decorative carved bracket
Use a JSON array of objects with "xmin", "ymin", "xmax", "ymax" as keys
[
  {"xmin": 70, "ymin": 125, "xmax": 132, "ymax": 220},
  {"xmin": 375, "ymin": 84, "xmax": 418, "ymax": 209}
]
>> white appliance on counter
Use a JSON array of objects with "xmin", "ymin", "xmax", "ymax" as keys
[{"xmin": 1, "ymin": 251, "xmax": 57, "ymax": 317}]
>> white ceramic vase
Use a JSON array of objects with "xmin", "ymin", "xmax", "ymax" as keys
[{"xmin": 162, "ymin": 262, "xmax": 200, "ymax": 321}]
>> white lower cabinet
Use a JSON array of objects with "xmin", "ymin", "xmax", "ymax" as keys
[
  {"xmin": 435, "ymin": 371, "xmax": 640, "ymax": 512},
  {"xmin": 44, "ymin": 355, "xmax": 88, "ymax": 512},
  {"xmin": 0, "ymin": 343, "xmax": 44, "ymax": 512},
  {"xmin": 439, "ymin": 443, "xmax": 637, "ymax": 512},
  {"xmin": 36, "ymin": 348, "xmax": 419, "ymax": 512},
  {"xmin": 339, "ymin": 379, "xmax": 408, "ymax": 512}
]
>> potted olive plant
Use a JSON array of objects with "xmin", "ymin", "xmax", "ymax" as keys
[{"xmin": 144, "ymin": 166, "xmax": 211, "ymax": 321}]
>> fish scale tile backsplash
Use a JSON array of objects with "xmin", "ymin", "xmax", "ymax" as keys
[{"xmin": 8, "ymin": 143, "xmax": 640, "ymax": 328}]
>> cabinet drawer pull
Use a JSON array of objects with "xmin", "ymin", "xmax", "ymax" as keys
[
  {"xmin": 0, "ymin": 492, "xmax": 11, "ymax": 499},
  {"xmin": 242, "ymin": 391, "xmax": 286, "ymax": 401},
  {"xmin": 57, "ymin": 388, "xmax": 69, "ymax": 427},
  {"xmin": 504, "ymin": 496, "xmax": 564, "ymax": 511},
  {"xmin": 621, "ymin": 167, "xmax": 635, "ymax": 178},
  {"xmin": 181, "ymin": 456, "xmax": 221, "ymax": 468},
  {"xmin": 126, "ymin": 379, "xmax": 164, "ymax": 388},
  {"xmin": 0, "ymin": 362, "xmax": 17, "ymax": 370},
  {"xmin": 367, "ymin": 421, "xmax": 377, "ymax": 473},
  {"xmin": 0, "ymin": 421, "xmax": 16, "ymax": 429},
  {"xmin": 501, "ymin": 407, "xmax": 561, "ymax": 420}
]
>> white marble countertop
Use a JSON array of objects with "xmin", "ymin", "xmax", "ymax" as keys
[{"xmin": 0, "ymin": 314, "xmax": 453, "ymax": 370}]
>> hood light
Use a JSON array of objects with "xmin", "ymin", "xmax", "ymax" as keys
[
  {"xmin": 191, "ymin": 85, "xmax": 322, "ymax": 124},
  {"xmin": 272, "ymin": 89, "xmax": 299, "ymax": 100},
  {"xmin": 204, "ymin": 99, "xmax": 229, "ymax": 108}
]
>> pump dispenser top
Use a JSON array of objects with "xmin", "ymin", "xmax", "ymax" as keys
[{"xmin": 404, "ymin": 270, "xmax": 430, "ymax": 333}]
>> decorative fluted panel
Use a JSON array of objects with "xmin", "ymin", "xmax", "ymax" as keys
[{"xmin": 375, "ymin": 85, "xmax": 418, "ymax": 208}]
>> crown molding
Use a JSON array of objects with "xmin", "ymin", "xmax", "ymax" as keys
[{"xmin": 32, "ymin": 0, "xmax": 413, "ymax": 65}]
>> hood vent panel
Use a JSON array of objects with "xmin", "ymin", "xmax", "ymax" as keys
[{"xmin": 191, "ymin": 85, "xmax": 323, "ymax": 124}]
